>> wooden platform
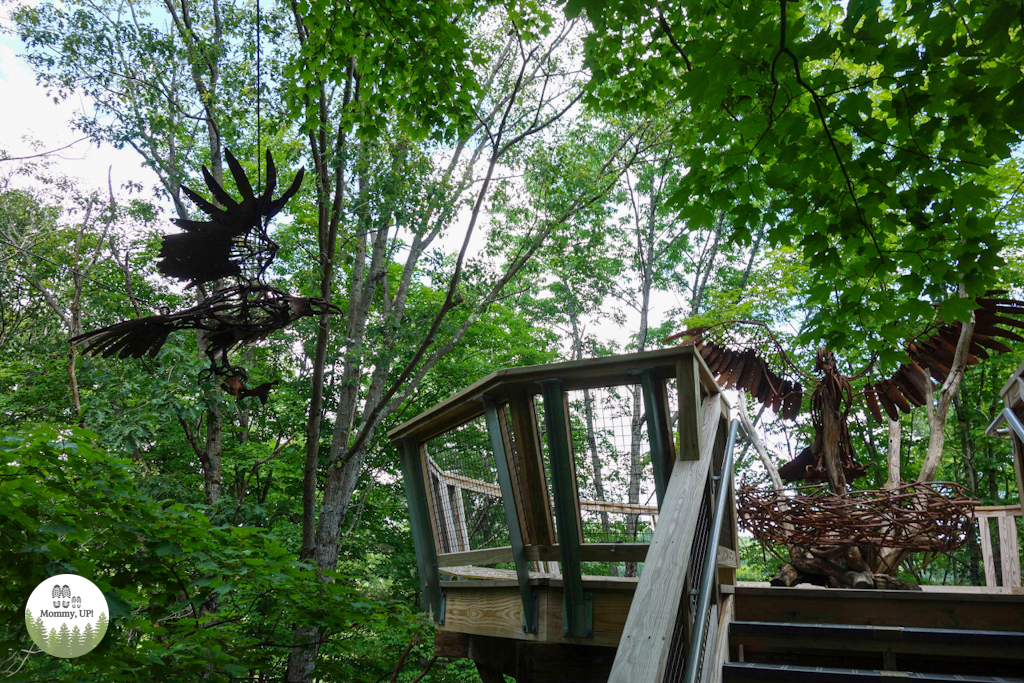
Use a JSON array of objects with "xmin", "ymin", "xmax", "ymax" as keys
[{"xmin": 439, "ymin": 574, "xmax": 639, "ymax": 647}]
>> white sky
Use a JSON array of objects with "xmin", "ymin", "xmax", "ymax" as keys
[{"xmin": 0, "ymin": 24, "xmax": 158, "ymax": 194}]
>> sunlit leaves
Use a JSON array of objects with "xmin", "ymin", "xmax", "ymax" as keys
[{"xmin": 578, "ymin": 0, "xmax": 1024, "ymax": 367}]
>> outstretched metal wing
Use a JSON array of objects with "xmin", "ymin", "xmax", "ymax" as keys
[
  {"xmin": 71, "ymin": 286, "xmax": 334, "ymax": 374},
  {"xmin": 157, "ymin": 149, "xmax": 305, "ymax": 286},
  {"xmin": 665, "ymin": 320, "xmax": 805, "ymax": 420},
  {"xmin": 863, "ymin": 296, "xmax": 1024, "ymax": 423}
]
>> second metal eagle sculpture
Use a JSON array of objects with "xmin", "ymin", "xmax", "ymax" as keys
[
  {"xmin": 72, "ymin": 150, "xmax": 337, "ymax": 402},
  {"xmin": 665, "ymin": 294, "xmax": 1024, "ymax": 494}
]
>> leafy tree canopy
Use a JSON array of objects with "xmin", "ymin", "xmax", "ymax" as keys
[{"xmin": 571, "ymin": 0, "xmax": 1023, "ymax": 365}]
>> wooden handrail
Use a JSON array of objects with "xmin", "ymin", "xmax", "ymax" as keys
[{"xmin": 608, "ymin": 393, "xmax": 730, "ymax": 683}]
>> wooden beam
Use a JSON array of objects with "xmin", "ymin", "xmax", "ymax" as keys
[
  {"xmin": 388, "ymin": 346, "xmax": 704, "ymax": 444},
  {"xmin": 677, "ymin": 354, "xmax": 704, "ymax": 462},
  {"xmin": 399, "ymin": 436, "xmax": 443, "ymax": 623},
  {"xmin": 438, "ymin": 584, "xmax": 635, "ymax": 648},
  {"xmin": 707, "ymin": 594, "xmax": 734, "ymax": 683},
  {"xmin": 508, "ymin": 389, "xmax": 556, "ymax": 547},
  {"xmin": 717, "ymin": 546, "xmax": 739, "ymax": 569},
  {"xmin": 978, "ymin": 516, "xmax": 997, "ymax": 587},
  {"xmin": 452, "ymin": 484, "xmax": 471, "ymax": 552},
  {"xmin": 734, "ymin": 584, "xmax": 1024, "ymax": 632},
  {"xmin": 484, "ymin": 395, "xmax": 539, "ymax": 633},
  {"xmin": 523, "ymin": 543, "xmax": 650, "ymax": 563},
  {"xmin": 434, "ymin": 631, "xmax": 470, "ymax": 658},
  {"xmin": 540, "ymin": 378, "xmax": 592, "ymax": 638},
  {"xmin": 438, "ymin": 546, "xmax": 515, "ymax": 567},
  {"xmin": 998, "ymin": 514, "xmax": 1021, "ymax": 588},
  {"xmin": 639, "ymin": 369, "xmax": 674, "ymax": 506},
  {"xmin": 607, "ymin": 393, "xmax": 723, "ymax": 683}
]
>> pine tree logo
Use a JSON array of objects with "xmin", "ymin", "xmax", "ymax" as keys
[{"xmin": 25, "ymin": 574, "xmax": 109, "ymax": 658}]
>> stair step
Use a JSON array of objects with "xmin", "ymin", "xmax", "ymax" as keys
[
  {"xmin": 722, "ymin": 662, "xmax": 1024, "ymax": 683},
  {"xmin": 731, "ymin": 619, "xmax": 1024, "ymax": 653},
  {"xmin": 729, "ymin": 621, "xmax": 1024, "ymax": 676}
]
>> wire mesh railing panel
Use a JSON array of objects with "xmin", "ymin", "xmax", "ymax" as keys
[
  {"xmin": 566, "ymin": 385, "xmax": 657, "ymax": 544},
  {"xmin": 424, "ymin": 415, "xmax": 510, "ymax": 556}
]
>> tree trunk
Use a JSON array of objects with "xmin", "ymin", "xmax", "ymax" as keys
[
  {"xmin": 884, "ymin": 417, "xmax": 902, "ymax": 489},
  {"xmin": 953, "ymin": 395, "xmax": 981, "ymax": 585},
  {"xmin": 565, "ymin": 290, "xmax": 613, "ymax": 543}
]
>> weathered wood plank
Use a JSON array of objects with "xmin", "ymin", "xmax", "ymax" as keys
[
  {"xmin": 974, "ymin": 504, "xmax": 1023, "ymax": 514},
  {"xmin": 388, "ymin": 346, "xmax": 703, "ymax": 444},
  {"xmin": 439, "ymin": 585, "xmax": 633, "ymax": 648},
  {"xmin": 525, "ymin": 543, "xmax": 650, "ymax": 563},
  {"xmin": 508, "ymin": 389, "xmax": 556, "ymax": 547},
  {"xmin": 734, "ymin": 585, "xmax": 1024, "ymax": 632},
  {"xmin": 998, "ymin": 513, "xmax": 1021, "ymax": 588},
  {"xmin": 435, "ymin": 481, "xmax": 459, "ymax": 554},
  {"xmin": 497, "ymin": 400, "xmax": 531, "ymax": 543},
  {"xmin": 400, "ymin": 437, "xmax": 443, "ymax": 622},
  {"xmin": 677, "ymin": 354, "xmax": 704, "ymax": 462},
  {"xmin": 437, "ymin": 546, "xmax": 515, "ymax": 567},
  {"xmin": 441, "ymin": 586, "xmax": 547, "ymax": 642},
  {"xmin": 717, "ymin": 546, "xmax": 739, "ymax": 569},
  {"xmin": 978, "ymin": 516, "xmax": 997, "ymax": 587},
  {"xmin": 441, "ymin": 565, "xmax": 558, "ymax": 581},
  {"xmin": 452, "ymin": 485, "xmax": 471, "ymax": 552},
  {"xmin": 707, "ymin": 594, "xmax": 734, "ymax": 683},
  {"xmin": 546, "ymin": 584, "xmax": 637, "ymax": 647},
  {"xmin": 607, "ymin": 393, "xmax": 723, "ymax": 683}
]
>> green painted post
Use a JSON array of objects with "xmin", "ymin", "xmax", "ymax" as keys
[
  {"xmin": 537, "ymin": 379, "xmax": 593, "ymax": 638},
  {"xmin": 482, "ymin": 396, "xmax": 539, "ymax": 633},
  {"xmin": 638, "ymin": 369, "xmax": 674, "ymax": 508},
  {"xmin": 399, "ymin": 436, "xmax": 444, "ymax": 624}
]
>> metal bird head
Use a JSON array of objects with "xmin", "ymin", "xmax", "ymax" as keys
[{"xmin": 307, "ymin": 297, "xmax": 344, "ymax": 315}]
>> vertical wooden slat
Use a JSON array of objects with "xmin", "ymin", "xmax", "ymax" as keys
[
  {"xmin": 433, "ymin": 475, "xmax": 458, "ymax": 554},
  {"xmin": 451, "ymin": 484, "xmax": 470, "ymax": 552},
  {"xmin": 997, "ymin": 513, "xmax": 1021, "ymax": 588},
  {"xmin": 977, "ymin": 515, "xmax": 997, "ymax": 587},
  {"xmin": 1011, "ymin": 431, "xmax": 1024, "ymax": 519},
  {"xmin": 423, "ymin": 453, "xmax": 444, "ymax": 554},
  {"xmin": 400, "ymin": 436, "xmax": 443, "ymax": 623},
  {"xmin": 678, "ymin": 354, "xmax": 703, "ymax": 462},
  {"xmin": 508, "ymin": 389, "xmax": 555, "ymax": 547},
  {"xmin": 496, "ymin": 402, "xmax": 530, "ymax": 542},
  {"xmin": 608, "ymin": 393, "xmax": 723, "ymax": 683}
]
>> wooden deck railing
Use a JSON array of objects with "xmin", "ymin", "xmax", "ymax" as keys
[
  {"xmin": 607, "ymin": 385, "xmax": 737, "ymax": 683},
  {"xmin": 976, "ymin": 505, "xmax": 1022, "ymax": 589}
]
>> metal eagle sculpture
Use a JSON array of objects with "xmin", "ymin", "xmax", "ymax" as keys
[
  {"xmin": 72, "ymin": 150, "xmax": 336, "ymax": 402},
  {"xmin": 665, "ymin": 294, "xmax": 1024, "ymax": 494}
]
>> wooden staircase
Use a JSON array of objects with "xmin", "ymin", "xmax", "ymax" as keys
[{"xmin": 718, "ymin": 585, "xmax": 1024, "ymax": 683}]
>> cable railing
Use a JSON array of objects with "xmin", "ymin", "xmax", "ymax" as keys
[{"xmin": 679, "ymin": 417, "xmax": 739, "ymax": 683}]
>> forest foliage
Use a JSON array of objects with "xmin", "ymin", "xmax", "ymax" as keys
[{"xmin": 1, "ymin": 0, "xmax": 1022, "ymax": 681}]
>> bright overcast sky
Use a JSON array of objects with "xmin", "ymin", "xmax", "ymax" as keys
[{"xmin": 0, "ymin": 16, "xmax": 158, "ymax": 195}]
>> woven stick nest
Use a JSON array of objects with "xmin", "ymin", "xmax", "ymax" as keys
[{"xmin": 737, "ymin": 481, "xmax": 978, "ymax": 552}]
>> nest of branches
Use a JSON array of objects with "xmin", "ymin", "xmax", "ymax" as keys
[{"xmin": 737, "ymin": 481, "xmax": 978, "ymax": 553}]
